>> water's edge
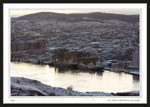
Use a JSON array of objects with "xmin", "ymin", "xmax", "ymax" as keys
[{"xmin": 11, "ymin": 77, "xmax": 139, "ymax": 96}]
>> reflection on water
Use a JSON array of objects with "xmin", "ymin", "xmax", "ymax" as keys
[
  {"xmin": 133, "ymin": 75, "xmax": 139, "ymax": 81},
  {"xmin": 55, "ymin": 67, "xmax": 103, "ymax": 76},
  {"xmin": 10, "ymin": 62, "xmax": 139, "ymax": 93}
]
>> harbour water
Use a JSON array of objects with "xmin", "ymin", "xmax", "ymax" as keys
[{"xmin": 10, "ymin": 62, "xmax": 139, "ymax": 93}]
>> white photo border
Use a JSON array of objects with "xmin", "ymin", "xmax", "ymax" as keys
[{"xmin": 3, "ymin": 3, "xmax": 147, "ymax": 104}]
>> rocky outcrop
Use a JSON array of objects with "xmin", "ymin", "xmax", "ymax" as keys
[
  {"xmin": 111, "ymin": 91, "xmax": 139, "ymax": 96},
  {"xmin": 11, "ymin": 77, "xmax": 139, "ymax": 96},
  {"xmin": 11, "ymin": 77, "xmax": 113, "ymax": 96}
]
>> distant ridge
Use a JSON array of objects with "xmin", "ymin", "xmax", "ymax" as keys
[{"xmin": 17, "ymin": 12, "xmax": 139, "ymax": 23}]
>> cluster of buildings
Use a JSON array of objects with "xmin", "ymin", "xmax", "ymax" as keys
[
  {"xmin": 11, "ymin": 17, "xmax": 139, "ymax": 70},
  {"xmin": 11, "ymin": 39, "xmax": 46, "ymax": 52}
]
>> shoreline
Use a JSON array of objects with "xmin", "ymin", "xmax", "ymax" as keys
[
  {"xmin": 105, "ymin": 68, "xmax": 139, "ymax": 76},
  {"xmin": 11, "ymin": 77, "xmax": 139, "ymax": 96},
  {"xmin": 11, "ymin": 61, "xmax": 139, "ymax": 76}
]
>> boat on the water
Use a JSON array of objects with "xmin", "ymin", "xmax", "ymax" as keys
[
  {"xmin": 78, "ymin": 63, "xmax": 104, "ymax": 72},
  {"xmin": 53, "ymin": 59, "xmax": 105, "ymax": 72}
]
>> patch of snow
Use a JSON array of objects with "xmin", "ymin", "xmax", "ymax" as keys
[{"xmin": 11, "ymin": 77, "xmax": 113, "ymax": 96}]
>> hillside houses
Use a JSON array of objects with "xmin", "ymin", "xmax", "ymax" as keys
[{"xmin": 11, "ymin": 12, "xmax": 139, "ymax": 69}]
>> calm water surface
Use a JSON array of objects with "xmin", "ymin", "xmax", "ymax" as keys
[{"xmin": 10, "ymin": 62, "xmax": 139, "ymax": 93}]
